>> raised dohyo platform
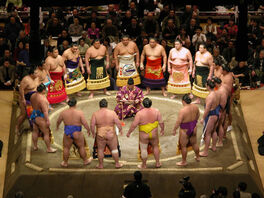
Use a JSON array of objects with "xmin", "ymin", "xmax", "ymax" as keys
[{"xmin": 3, "ymin": 91, "xmax": 264, "ymax": 198}]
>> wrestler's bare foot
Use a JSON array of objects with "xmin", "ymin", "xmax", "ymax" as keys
[
  {"xmin": 104, "ymin": 91, "xmax": 111, "ymax": 96},
  {"xmin": 192, "ymin": 98, "xmax": 201, "ymax": 104},
  {"xmin": 176, "ymin": 161, "xmax": 187, "ymax": 166},
  {"xmin": 194, "ymin": 156, "xmax": 200, "ymax": 162},
  {"xmin": 47, "ymin": 148, "xmax": 57, "ymax": 153},
  {"xmin": 33, "ymin": 146, "xmax": 38, "ymax": 151},
  {"xmin": 88, "ymin": 93, "xmax": 94, "ymax": 99},
  {"xmin": 162, "ymin": 92, "xmax": 167, "ymax": 97},
  {"xmin": 144, "ymin": 91, "xmax": 150, "ymax": 96},
  {"xmin": 209, "ymin": 146, "xmax": 216, "ymax": 152},
  {"xmin": 115, "ymin": 163, "xmax": 123, "ymax": 169},
  {"xmin": 60, "ymin": 102, "xmax": 67, "ymax": 105},
  {"xmin": 137, "ymin": 164, "xmax": 147, "ymax": 169},
  {"xmin": 83, "ymin": 157, "xmax": 93, "ymax": 166},
  {"xmin": 15, "ymin": 127, "xmax": 21, "ymax": 136},
  {"xmin": 96, "ymin": 164, "xmax": 104, "ymax": 169},
  {"xmin": 189, "ymin": 93, "xmax": 194, "ymax": 99},
  {"xmin": 76, "ymin": 92, "xmax": 82, "ymax": 97},
  {"xmin": 170, "ymin": 94, "xmax": 176, "ymax": 99},
  {"xmin": 60, "ymin": 161, "xmax": 68, "ymax": 167},
  {"xmin": 216, "ymin": 142, "xmax": 223, "ymax": 148},
  {"xmin": 155, "ymin": 162, "xmax": 162, "ymax": 168},
  {"xmin": 199, "ymin": 151, "xmax": 208, "ymax": 157}
]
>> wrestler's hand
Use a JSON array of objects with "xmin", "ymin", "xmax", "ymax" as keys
[
  {"xmin": 200, "ymin": 119, "xmax": 204, "ymax": 124},
  {"xmin": 81, "ymin": 67, "xmax": 85, "ymax": 74},
  {"xmin": 51, "ymin": 80, "xmax": 55, "ymax": 85},
  {"xmin": 64, "ymin": 74, "xmax": 68, "ymax": 80},
  {"xmin": 172, "ymin": 129, "xmax": 177, "ymax": 136},
  {"xmin": 22, "ymin": 99, "xmax": 26, "ymax": 107},
  {"xmin": 168, "ymin": 68, "xmax": 172, "ymax": 74},
  {"xmin": 140, "ymin": 63, "xmax": 144, "ymax": 70},
  {"xmin": 106, "ymin": 64, "xmax": 109, "ymax": 70},
  {"xmin": 207, "ymin": 76, "xmax": 212, "ymax": 80},
  {"xmin": 87, "ymin": 68, "xmax": 91, "ymax": 75},
  {"xmin": 119, "ymin": 129, "xmax": 123, "ymax": 136},
  {"xmin": 192, "ymin": 72, "xmax": 195, "ymax": 79},
  {"xmin": 160, "ymin": 130, "xmax": 164, "ymax": 136},
  {"xmin": 162, "ymin": 65, "xmax": 166, "ymax": 73},
  {"xmin": 136, "ymin": 62, "xmax": 140, "ymax": 68},
  {"xmin": 126, "ymin": 132, "xmax": 130, "ymax": 138},
  {"xmin": 46, "ymin": 119, "xmax": 50, "ymax": 127}
]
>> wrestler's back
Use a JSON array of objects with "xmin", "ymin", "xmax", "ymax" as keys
[
  {"xmin": 221, "ymin": 73, "xmax": 234, "ymax": 93},
  {"xmin": 31, "ymin": 93, "xmax": 48, "ymax": 111},
  {"xmin": 207, "ymin": 92, "xmax": 220, "ymax": 110},
  {"xmin": 137, "ymin": 108, "xmax": 159, "ymax": 125},
  {"xmin": 21, "ymin": 76, "xmax": 39, "ymax": 95},
  {"xmin": 61, "ymin": 109, "xmax": 84, "ymax": 126},
  {"xmin": 95, "ymin": 109, "xmax": 116, "ymax": 128},
  {"xmin": 217, "ymin": 86, "xmax": 228, "ymax": 109},
  {"xmin": 36, "ymin": 68, "xmax": 48, "ymax": 84},
  {"xmin": 181, "ymin": 104, "xmax": 199, "ymax": 123}
]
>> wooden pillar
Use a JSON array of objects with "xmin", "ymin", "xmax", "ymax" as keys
[{"xmin": 29, "ymin": 3, "xmax": 41, "ymax": 65}]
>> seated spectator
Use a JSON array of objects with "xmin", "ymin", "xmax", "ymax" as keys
[
  {"xmin": 68, "ymin": 18, "xmax": 83, "ymax": 37},
  {"xmin": 176, "ymin": 27, "xmax": 191, "ymax": 48},
  {"xmin": 15, "ymin": 30, "xmax": 29, "ymax": 48},
  {"xmin": 160, "ymin": 39, "xmax": 171, "ymax": 57},
  {"xmin": 121, "ymin": 10, "xmax": 132, "ymax": 33},
  {"xmin": 106, "ymin": 4, "xmax": 120, "ymax": 26},
  {"xmin": 67, "ymin": 9, "xmax": 83, "ymax": 27},
  {"xmin": 237, "ymin": 182, "xmax": 251, "ymax": 198},
  {"xmin": 129, "ymin": 1, "xmax": 138, "ymax": 18},
  {"xmin": 158, "ymin": 4, "xmax": 170, "ymax": 25},
  {"xmin": 0, "ymin": 36, "xmax": 10, "ymax": 57},
  {"xmin": 161, "ymin": 9, "xmax": 180, "ymax": 32},
  {"xmin": 143, "ymin": 12, "xmax": 160, "ymax": 38},
  {"xmin": 46, "ymin": 17, "xmax": 63, "ymax": 37},
  {"xmin": 162, "ymin": 19, "xmax": 178, "ymax": 47},
  {"xmin": 216, "ymin": 27, "xmax": 229, "ymax": 53},
  {"xmin": 40, "ymin": 39, "xmax": 51, "ymax": 60},
  {"xmin": 57, "ymin": 29, "xmax": 72, "ymax": 47},
  {"xmin": 125, "ymin": 17, "xmax": 141, "ymax": 41},
  {"xmin": 224, "ymin": 18, "xmax": 238, "ymax": 39},
  {"xmin": 123, "ymin": 171, "xmax": 151, "ymax": 198},
  {"xmin": 205, "ymin": 37, "xmax": 216, "ymax": 54},
  {"xmin": 5, "ymin": 0, "xmax": 22, "ymax": 9},
  {"xmin": 232, "ymin": 61, "xmax": 250, "ymax": 87},
  {"xmin": 248, "ymin": 19, "xmax": 262, "ymax": 47},
  {"xmin": 210, "ymin": 186, "xmax": 228, "ymax": 198},
  {"xmin": 186, "ymin": 18, "xmax": 198, "ymax": 40},
  {"xmin": 0, "ymin": 49, "xmax": 15, "ymax": 66},
  {"xmin": 192, "ymin": 26, "xmax": 206, "ymax": 51},
  {"xmin": 87, "ymin": 22, "xmax": 100, "ymax": 40},
  {"xmin": 251, "ymin": 50, "xmax": 264, "ymax": 87},
  {"xmin": 222, "ymin": 40, "xmax": 236, "ymax": 64},
  {"xmin": 0, "ymin": 59, "xmax": 15, "ymax": 89},
  {"xmin": 78, "ymin": 38, "xmax": 89, "ymax": 59},
  {"xmin": 102, "ymin": 18, "xmax": 119, "ymax": 43},
  {"xmin": 17, "ymin": 42, "xmax": 29, "ymax": 66},
  {"xmin": 203, "ymin": 17, "xmax": 217, "ymax": 40},
  {"xmin": 181, "ymin": 5, "xmax": 193, "ymax": 26},
  {"xmin": 213, "ymin": 47, "xmax": 227, "ymax": 65},
  {"xmin": 13, "ymin": 41, "xmax": 24, "ymax": 62},
  {"xmin": 79, "ymin": 31, "xmax": 91, "ymax": 46},
  {"xmin": 87, "ymin": 11, "xmax": 102, "ymax": 29},
  {"xmin": 138, "ymin": 0, "xmax": 155, "ymax": 18},
  {"xmin": 256, "ymin": 38, "xmax": 264, "ymax": 57},
  {"xmin": 137, "ymin": 36, "xmax": 149, "ymax": 55},
  {"xmin": 4, "ymin": 16, "xmax": 24, "ymax": 50},
  {"xmin": 58, "ymin": 40, "xmax": 70, "ymax": 55}
]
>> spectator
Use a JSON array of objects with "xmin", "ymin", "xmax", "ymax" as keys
[
  {"xmin": 224, "ymin": 18, "xmax": 238, "ymax": 39},
  {"xmin": 67, "ymin": 9, "xmax": 83, "ymax": 27},
  {"xmin": 14, "ymin": 191, "xmax": 24, "ymax": 198},
  {"xmin": 210, "ymin": 186, "xmax": 228, "ymax": 198},
  {"xmin": 129, "ymin": 1, "xmax": 138, "ymax": 18},
  {"xmin": 0, "ymin": 59, "xmax": 15, "ymax": 90},
  {"xmin": 181, "ymin": 5, "xmax": 193, "ymax": 26},
  {"xmin": 40, "ymin": 39, "xmax": 51, "ymax": 60},
  {"xmin": 46, "ymin": 17, "xmax": 63, "ymax": 37},
  {"xmin": 78, "ymin": 38, "xmax": 89, "ymax": 58},
  {"xmin": 237, "ymin": 182, "xmax": 251, "ymax": 198},
  {"xmin": 176, "ymin": 27, "xmax": 191, "ymax": 48},
  {"xmin": 222, "ymin": 40, "xmax": 236, "ymax": 64},
  {"xmin": 138, "ymin": 0, "xmax": 155, "ymax": 19},
  {"xmin": 4, "ymin": 16, "xmax": 24, "ymax": 50},
  {"xmin": 158, "ymin": 4, "xmax": 170, "ymax": 25},
  {"xmin": 102, "ymin": 18, "xmax": 119, "ymax": 43},
  {"xmin": 13, "ymin": 41, "xmax": 24, "ymax": 62},
  {"xmin": 123, "ymin": 171, "xmax": 151, "ymax": 198},
  {"xmin": 232, "ymin": 61, "xmax": 250, "ymax": 87},
  {"xmin": 0, "ymin": 36, "xmax": 10, "ymax": 57},
  {"xmin": 186, "ymin": 18, "xmax": 198, "ymax": 40},
  {"xmin": 68, "ymin": 18, "xmax": 83, "ymax": 37},
  {"xmin": 160, "ymin": 39, "xmax": 171, "ymax": 57},
  {"xmin": 87, "ymin": 11, "xmax": 101, "ymax": 29},
  {"xmin": 17, "ymin": 42, "xmax": 30, "ymax": 72},
  {"xmin": 58, "ymin": 40, "xmax": 70, "ymax": 55},
  {"xmin": 251, "ymin": 49, "xmax": 264, "ymax": 87},
  {"xmin": 125, "ymin": 17, "xmax": 142, "ymax": 41},
  {"xmin": 213, "ymin": 47, "xmax": 227, "ymax": 65},
  {"xmin": 0, "ymin": 49, "xmax": 15, "ymax": 66},
  {"xmin": 15, "ymin": 30, "xmax": 29, "ymax": 48},
  {"xmin": 162, "ymin": 19, "xmax": 178, "ymax": 47},
  {"xmin": 216, "ymin": 27, "xmax": 229, "ymax": 53},
  {"xmin": 5, "ymin": 0, "xmax": 22, "ymax": 9},
  {"xmin": 161, "ymin": 9, "xmax": 180, "ymax": 32},
  {"xmin": 87, "ymin": 22, "xmax": 100, "ymax": 40},
  {"xmin": 143, "ymin": 12, "xmax": 159, "ymax": 38},
  {"xmin": 203, "ymin": 17, "xmax": 217, "ymax": 40},
  {"xmin": 192, "ymin": 26, "xmax": 206, "ymax": 51},
  {"xmin": 79, "ymin": 31, "xmax": 91, "ymax": 46},
  {"xmin": 178, "ymin": 177, "xmax": 196, "ymax": 198},
  {"xmin": 256, "ymin": 38, "xmax": 264, "ymax": 57},
  {"xmin": 57, "ymin": 29, "xmax": 72, "ymax": 47},
  {"xmin": 121, "ymin": 10, "xmax": 132, "ymax": 33},
  {"xmin": 248, "ymin": 19, "xmax": 262, "ymax": 47},
  {"xmin": 106, "ymin": 4, "xmax": 120, "ymax": 26}
]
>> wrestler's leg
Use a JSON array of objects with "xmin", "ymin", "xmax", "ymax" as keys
[
  {"xmin": 177, "ymin": 130, "xmax": 188, "ymax": 166},
  {"xmin": 190, "ymin": 127, "xmax": 200, "ymax": 162},
  {"xmin": 103, "ymin": 88, "xmax": 111, "ymax": 96},
  {"xmin": 199, "ymin": 116, "xmax": 217, "ymax": 157},
  {"xmin": 227, "ymin": 94, "xmax": 233, "ymax": 131},
  {"xmin": 61, "ymin": 134, "xmax": 73, "ymax": 167},
  {"xmin": 73, "ymin": 132, "xmax": 92, "ymax": 165},
  {"xmin": 32, "ymin": 123, "xmax": 39, "ymax": 151},
  {"xmin": 15, "ymin": 100, "xmax": 27, "ymax": 134},
  {"xmin": 217, "ymin": 111, "xmax": 226, "ymax": 147},
  {"xmin": 35, "ymin": 117, "xmax": 57, "ymax": 153},
  {"xmin": 88, "ymin": 91, "xmax": 94, "ymax": 99},
  {"xmin": 139, "ymin": 132, "xmax": 149, "ymax": 168},
  {"xmin": 106, "ymin": 133, "xmax": 123, "ymax": 168},
  {"xmin": 149, "ymin": 131, "xmax": 161, "ymax": 168},
  {"xmin": 96, "ymin": 135, "xmax": 106, "ymax": 169},
  {"xmin": 161, "ymin": 87, "xmax": 167, "ymax": 97}
]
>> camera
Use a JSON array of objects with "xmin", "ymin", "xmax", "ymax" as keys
[{"xmin": 178, "ymin": 176, "xmax": 196, "ymax": 198}]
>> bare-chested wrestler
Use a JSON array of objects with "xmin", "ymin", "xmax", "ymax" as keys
[
  {"xmin": 140, "ymin": 37, "xmax": 167, "ymax": 96},
  {"xmin": 212, "ymin": 77, "xmax": 229, "ymax": 147},
  {"xmin": 199, "ymin": 80, "xmax": 221, "ymax": 157},
  {"xmin": 30, "ymin": 83, "xmax": 57, "ymax": 153},
  {"xmin": 15, "ymin": 67, "xmax": 39, "ymax": 134},
  {"xmin": 167, "ymin": 39, "xmax": 193, "ymax": 99},
  {"xmin": 172, "ymin": 94, "xmax": 200, "ymax": 166},
  {"xmin": 127, "ymin": 98, "xmax": 164, "ymax": 169},
  {"xmin": 85, "ymin": 39, "xmax": 111, "ymax": 98},
  {"xmin": 213, "ymin": 57, "xmax": 223, "ymax": 79},
  {"xmin": 44, "ymin": 47, "xmax": 67, "ymax": 104},
  {"xmin": 56, "ymin": 98, "xmax": 92, "ymax": 167},
  {"xmin": 192, "ymin": 43, "xmax": 214, "ymax": 104},
  {"xmin": 36, "ymin": 61, "xmax": 53, "ymax": 87},
  {"xmin": 90, "ymin": 99, "xmax": 123, "ymax": 169},
  {"xmin": 114, "ymin": 35, "xmax": 141, "ymax": 87},
  {"xmin": 62, "ymin": 44, "xmax": 86, "ymax": 96}
]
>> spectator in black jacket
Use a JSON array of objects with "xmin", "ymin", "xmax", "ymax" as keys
[
  {"xmin": 232, "ymin": 61, "xmax": 250, "ymax": 87},
  {"xmin": 125, "ymin": 17, "xmax": 142, "ymax": 41},
  {"xmin": 251, "ymin": 49, "xmax": 264, "ymax": 86}
]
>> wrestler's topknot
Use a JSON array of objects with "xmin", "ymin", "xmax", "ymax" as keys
[
  {"xmin": 143, "ymin": 98, "xmax": 152, "ymax": 108},
  {"xmin": 68, "ymin": 98, "xmax": 77, "ymax": 107},
  {"xmin": 37, "ymin": 83, "xmax": 46, "ymax": 93},
  {"xmin": 206, "ymin": 79, "xmax": 215, "ymax": 89},
  {"xmin": 182, "ymin": 94, "xmax": 192, "ymax": 104}
]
